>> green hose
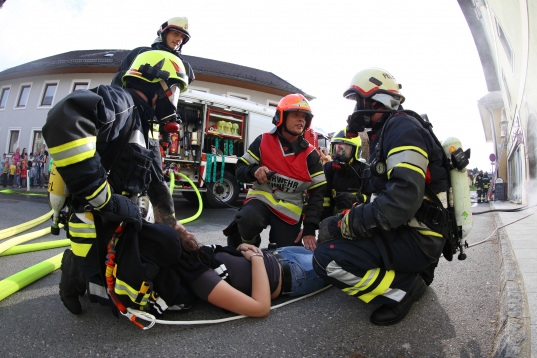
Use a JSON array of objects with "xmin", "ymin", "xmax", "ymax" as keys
[
  {"xmin": 0, "ymin": 209, "xmax": 53, "ymax": 241},
  {"xmin": 169, "ymin": 171, "xmax": 203, "ymax": 224},
  {"xmin": 0, "ymin": 227, "xmax": 56, "ymax": 255},
  {"xmin": 0, "ymin": 239, "xmax": 70, "ymax": 257},
  {"xmin": 0, "ymin": 252, "xmax": 63, "ymax": 302}
]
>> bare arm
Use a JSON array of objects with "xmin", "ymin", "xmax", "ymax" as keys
[{"xmin": 207, "ymin": 245, "xmax": 271, "ymax": 317}]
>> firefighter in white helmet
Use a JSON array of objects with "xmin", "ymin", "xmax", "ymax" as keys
[{"xmin": 313, "ymin": 68, "xmax": 450, "ymax": 326}]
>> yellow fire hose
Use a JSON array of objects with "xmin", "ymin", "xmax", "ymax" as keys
[
  {"xmin": 0, "ymin": 239, "xmax": 70, "ymax": 257},
  {"xmin": 0, "ymin": 209, "xmax": 53, "ymax": 241},
  {"xmin": 0, "ymin": 226, "xmax": 63, "ymax": 255},
  {"xmin": 170, "ymin": 172, "xmax": 203, "ymax": 224},
  {"xmin": 0, "ymin": 252, "xmax": 63, "ymax": 301}
]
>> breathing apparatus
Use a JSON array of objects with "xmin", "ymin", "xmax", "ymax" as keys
[
  {"xmin": 122, "ymin": 50, "xmax": 189, "ymax": 134},
  {"xmin": 343, "ymin": 68, "xmax": 405, "ymax": 137}
]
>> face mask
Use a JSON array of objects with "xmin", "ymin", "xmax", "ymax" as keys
[{"xmin": 154, "ymin": 83, "xmax": 181, "ymax": 125}]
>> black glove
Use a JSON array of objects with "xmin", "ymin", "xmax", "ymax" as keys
[
  {"xmin": 317, "ymin": 214, "xmax": 344, "ymax": 245},
  {"xmin": 334, "ymin": 192, "xmax": 361, "ymax": 209},
  {"xmin": 97, "ymin": 194, "xmax": 142, "ymax": 231}
]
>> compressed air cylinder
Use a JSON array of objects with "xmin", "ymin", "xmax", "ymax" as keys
[
  {"xmin": 47, "ymin": 163, "xmax": 69, "ymax": 235},
  {"xmin": 442, "ymin": 137, "xmax": 473, "ymax": 239}
]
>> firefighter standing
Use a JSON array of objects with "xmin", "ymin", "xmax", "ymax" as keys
[
  {"xmin": 313, "ymin": 68, "xmax": 449, "ymax": 326},
  {"xmin": 225, "ymin": 94, "xmax": 326, "ymax": 251},
  {"xmin": 475, "ymin": 170, "xmax": 487, "ymax": 203},
  {"xmin": 320, "ymin": 128, "xmax": 373, "ymax": 221},
  {"xmin": 111, "ymin": 17, "xmax": 196, "ymax": 203},
  {"xmin": 43, "ymin": 51, "xmax": 194, "ymax": 315}
]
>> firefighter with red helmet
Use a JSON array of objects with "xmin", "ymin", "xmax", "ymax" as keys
[
  {"xmin": 225, "ymin": 94, "xmax": 326, "ymax": 251},
  {"xmin": 313, "ymin": 68, "xmax": 450, "ymax": 325}
]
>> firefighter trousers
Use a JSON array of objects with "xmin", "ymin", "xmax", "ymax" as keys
[
  {"xmin": 234, "ymin": 199, "xmax": 303, "ymax": 248},
  {"xmin": 313, "ymin": 234, "xmax": 435, "ymax": 305}
]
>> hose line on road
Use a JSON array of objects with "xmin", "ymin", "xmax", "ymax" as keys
[
  {"xmin": 0, "ymin": 226, "xmax": 63, "ymax": 255},
  {"xmin": 0, "ymin": 252, "xmax": 63, "ymax": 302},
  {"xmin": 472, "ymin": 203, "xmax": 537, "ymax": 215},
  {"xmin": 124, "ymin": 284, "xmax": 333, "ymax": 329},
  {"xmin": 0, "ymin": 239, "xmax": 70, "ymax": 257},
  {"xmin": 0, "ymin": 209, "xmax": 53, "ymax": 241},
  {"xmin": 468, "ymin": 208, "xmax": 537, "ymax": 248}
]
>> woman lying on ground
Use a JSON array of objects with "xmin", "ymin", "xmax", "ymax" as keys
[{"xmin": 158, "ymin": 213, "xmax": 328, "ymax": 318}]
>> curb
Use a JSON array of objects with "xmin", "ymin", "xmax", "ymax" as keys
[{"xmin": 492, "ymin": 209, "xmax": 531, "ymax": 358}]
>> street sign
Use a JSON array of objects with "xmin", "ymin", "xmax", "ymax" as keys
[{"xmin": 489, "ymin": 153, "xmax": 496, "ymax": 162}]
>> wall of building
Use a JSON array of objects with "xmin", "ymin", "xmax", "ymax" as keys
[
  {"xmin": 0, "ymin": 72, "xmax": 284, "ymax": 158},
  {"xmin": 470, "ymin": 0, "xmax": 537, "ymax": 203}
]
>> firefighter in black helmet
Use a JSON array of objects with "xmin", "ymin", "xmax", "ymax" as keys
[
  {"xmin": 320, "ymin": 128, "xmax": 373, "ymax": 221},
  {"xmin": 313, "ymin": 68, "xmax": 450, "ymax": 326}
]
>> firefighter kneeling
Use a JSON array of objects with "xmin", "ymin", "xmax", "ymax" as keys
[
  {"xmin": 43, "ymin": 50, "xmax": 197, "ymax": 317},
  {"xmin": 313, "ymin": 68, "xmax": 449, "ymax": 326}
]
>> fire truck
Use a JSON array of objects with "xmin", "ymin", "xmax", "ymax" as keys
[{"xmin": 163, "ymin": 90, "xmax": 327, "ymax": 208}]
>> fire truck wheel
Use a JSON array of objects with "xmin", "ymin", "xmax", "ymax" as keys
[{"xmin": 205, "ymin": 171, "xmax": 239, "ymax": 208}]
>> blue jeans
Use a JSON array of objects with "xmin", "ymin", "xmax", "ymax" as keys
[{"xmin": 276, "ymin": 246, "xmax": 329, "ymax": 297}]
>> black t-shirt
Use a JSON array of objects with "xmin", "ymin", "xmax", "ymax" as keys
[{"xmin": 188, "ymin": 251, "xmax": 280, "ymax": 301}]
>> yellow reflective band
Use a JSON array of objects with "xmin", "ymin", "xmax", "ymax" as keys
[
  {"xmin": 359, "ymin": 270, "xmax": 395, "ymax": 303},
  {"xmin": 86, "ymin": 181, "xmax": 111, "ymax": 209},
  {"xmin": 68, "ymin": 222, "xmax": 96, "ymax": 239},
  {"xmin": 249, "ymin": 190, "xmax": 302, "ymax": 216},
  {"xmin": 387, "ymin": 163, "xmax": 425, "ymax": 180},
  {"xmin": 387, "ymin": 145, "xmax": 427, "ymax": 159},
  {"xmin": 71, "ymin": 242, "xmax": 92, "ymax": 257},
  {"xmin": 323, "ymin": 197, "xmax": 331, "ymax": 207},
  {"xmin": 240, "ymin": 157, "xmax": 250, "ymax": 165},
  {"xmin": 417, "ymin": 230, "xmax": 444, "ymax": 237},
  {"xmin": 342, "ymin": 269, "xmax": 379, "ymax": 296},
  {"xmin": 247, "ymin": 150, "xmax": 260, "ymax": 162},
  {"xmin": 309, "ymin": 180, "xmax": 327, "ymax": 189},
  {"xmin": 114, "ymin": 278, "xmax": 150, "ymax": 306},
  {"xmin": 311, "ymin": 170, "xmax": 324, "ymax": 177},
  {"xmin": 50, "ymin": 137, "xmax": 97, "ymax": 167}
]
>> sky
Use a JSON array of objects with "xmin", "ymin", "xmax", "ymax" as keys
[{"xmin": 0, "ymin": 0, "xmax": 495, "ymax": 171}]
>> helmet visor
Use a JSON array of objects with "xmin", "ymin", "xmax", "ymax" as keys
[
  {"xmin": 331, "ymin": 143, "xmax": 353, "ymax": 158},
  {"xmin": 167, "ymin": 84, "xmax": 181, "ymax": 106}
]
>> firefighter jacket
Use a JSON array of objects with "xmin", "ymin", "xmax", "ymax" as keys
[
  {"xmin": 321, "ymin": 160, "xmax": 374, "ymax": 220},
  {"xmin": 475, "ymin": 174, "xmax": 489, "ymax": 190},
  {"xmin": 237, "ymin": 129, "xmax": 326, "ymax": 237},
  {"xmin": 43, "ymin": 86, "xmax": 189, "ymax": 311},
  {"xmin": 349, "ymin": 111, "xmax": 449, "ymax": 263}
]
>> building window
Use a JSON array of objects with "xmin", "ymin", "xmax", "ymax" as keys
[
  {"xmin": 16, "ymin": 84, "xmax": 31, "ymax": 108},
  {"xmin": 227, "ymin": 92, "xmax": 250, "ymax": 101},
  {"xmin": 189, "ymin": 86, "xmax": 210, "ymax": 93},
  {"xmin": 8, "ymin": 130, "xmax": 20, "ymax": 154},
  {"xmin": 0, "ymin": 87, "xmax": 9, "ymax": 109},
  {"xmin": 267, "ymin": 100, "xmax": 278, "ymax": 108},
  {"xmin": 40, "ymin": 82, "xmax": 58, "ymax": 106},
  {"xmin": 71, "ymin": 81, "xmax": 89, "ymax": 92},
  {"xmin": 31, "ymin": 131, "xmax": 44, "ymax": 155},
  {"xmin": 496, "ymin": 19, "xmax": 514, "ymax": 70}
]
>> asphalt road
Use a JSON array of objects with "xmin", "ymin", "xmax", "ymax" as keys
[{"xmin": 0, "ymin": 192, "xmax": 500, "ymax": 357}]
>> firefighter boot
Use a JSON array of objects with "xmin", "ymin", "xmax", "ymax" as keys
[
  {"xmin": 59, "ymin": 249, "xmax": 86, "ymax": 315},
  {"xmin": 369, "ymin": 275, "xmax": 427, "ymax": 326}
]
